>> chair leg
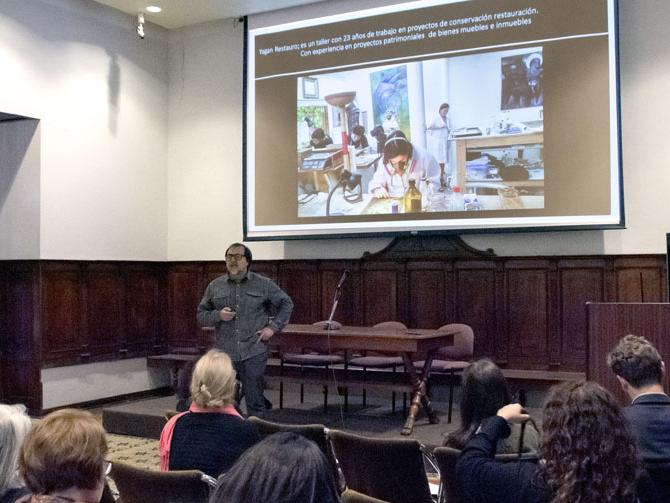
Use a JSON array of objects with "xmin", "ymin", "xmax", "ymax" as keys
[
  {"xmin": 323, "ymin": 385, "xmax": 328, "ymax": 412},
  {"xmin": 403, "ymin": 392, "xmax": 407, "ymax": 414},
  {"xmin": 392, "ymin": 391, "xmax": 396, "ymax": 415},
  {"xmin": 279, "ymin": 381, "xmax": 284, "ymax": 409},
  {"xmin": 362, "ymin": 366, "xmax": 367, "ymax": 407}
]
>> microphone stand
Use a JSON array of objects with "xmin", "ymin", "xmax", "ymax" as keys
[{"xmin": 323, "ymin": 271, "xmax": 347, "ymax": 330}]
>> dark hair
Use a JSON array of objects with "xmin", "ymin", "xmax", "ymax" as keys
[
  {"xmin": 607, "ymin": 334, "xmax": 663, "ymax": 388},
  {"xmin": 382, "ymin": 130, "xmax": 412, "ymax": 165},
  {"xmin": 539, "ymin": 381, "xmax": 640, "ymax": 503},
  {"xmin": 311, "ymin": 128, "xmax": 325, "ymax": 140},
  {"xmin": 226, "ymin": 242, "xmax": 252, "ymax": 267},
  {"xmin": 351, "ymin": 125, "xmax": 365, "ymax": 136},
  {"xmin": 444, "ymin": 359, "xmax": 511, "ymax": 449},
  {"xmin": 210, "ymin": 432, "xmax": 340, "ymax": 503},
  {"xmin": 439, "ymin": 102, "xmax": 450, "ymax": 112}
]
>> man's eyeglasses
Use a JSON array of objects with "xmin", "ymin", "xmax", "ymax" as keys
[{"xmin": 225, "ymin": 253, "xmax": 246, "ymax": 261}]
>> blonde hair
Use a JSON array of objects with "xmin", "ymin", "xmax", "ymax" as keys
[
  {"xmin": 0, "ymin": 404, "xmax": 32, "ymax": 495},
  {"xmin": 19, "ymin": 408, "xmax": 107, "ymax": 494},
  {"xmin": 190, "ymin": 350, "xmax": 236, "ymax": 408}
]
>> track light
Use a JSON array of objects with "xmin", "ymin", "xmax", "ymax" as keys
[{"xmin": 137, "ymin": 12, "xmax": 145, "ymax": 39}]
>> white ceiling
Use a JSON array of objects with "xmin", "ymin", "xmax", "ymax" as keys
[{"xmin": 91, "ymin": 0, "xmax": 322, "ymax": 29}]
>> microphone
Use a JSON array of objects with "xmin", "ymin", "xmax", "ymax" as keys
[{"xmin": 336, "ymin": 270, "xmax": 349, "ymax": 290}]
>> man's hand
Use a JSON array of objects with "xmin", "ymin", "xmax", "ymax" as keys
[
  {"xmin": 219, "ymin": 307, "xmax": 236, "ymax": 322},
  {"xmin": 255, "ymin": 326, "xmax": 274, "ymax": 343},
  {"xmin": 496, "ymin": 403, "xmax": 530, "ymax": 423}
]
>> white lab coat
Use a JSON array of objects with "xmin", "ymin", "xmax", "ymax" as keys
[
  {"xmin": 426, "ymin": 114, "xmax": 451, "ymax": 165},
  {"xmin": 368, "ymin": 145, "xmax": 441, "ymax": 197}
]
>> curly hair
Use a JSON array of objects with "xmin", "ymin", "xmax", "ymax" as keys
[
  {"xmin": 539, "ymin": 381, "xmax": 640, "ymax": 503},
  {"xmin": 606, "ymin": 334, "xmax": 663, "ymax": 388}
]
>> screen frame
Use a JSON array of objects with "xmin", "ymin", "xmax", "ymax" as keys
[{"xmin": 242, "ymin": 0, "xmax": 624, "ymax": 242}]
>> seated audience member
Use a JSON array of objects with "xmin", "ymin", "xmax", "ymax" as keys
[
  {"xmin": 368, "ymin": 130, "xmax": 441, "ymax": 198},
  {"xmin": 607, "ymin": 334, "xmax": 670, "ymax": 461},
  {"xmin": 159, "ymin": 349, "xmax": 259, "ymax": 477},
  {"xmin": 348, "ymin": 125, "xmax": 369, "ymax": 150},
  {"xmin": 369, "ymin": 125, "xmax": 386, "ymax": 154},
  {"xmin": 0, "ymin": 405, "xmax": 32, "ymax": 503},
  {"xmin": 455, "ymin": 381, "xmax": 658, "ymax": 503},
  {"xmin": 443, "ymin": 358, "xmax": 539, "ymax": 455},
  {"xmin": 310, "ymin": 128, "xmax": 333, "ymax": 149},
  {"xmin": 210, "ymin": 432, "xmax": 340, "ymax": 503},
  {"xmin": 18, "ymin": 408, "xmax": 109, "ymax": 503}
]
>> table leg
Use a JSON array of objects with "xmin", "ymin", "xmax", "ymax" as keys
[{"xmin": 400, "ymin": 352, "xmax": 439, "ymax": 435}]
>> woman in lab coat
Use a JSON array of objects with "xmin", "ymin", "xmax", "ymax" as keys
[
  {"xmin": 368, "ymin": 131, "xmax": 441, "ymax": 199},
  {"xmin": 426, "ymin": 102, "xmax": 451, "ymax": 186}
]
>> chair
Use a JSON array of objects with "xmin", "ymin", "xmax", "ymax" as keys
[
  {"xmin": 432, "ymin": 446, "xmax": 539, "ymax": 503},
  {"xmin": 110, "ymin": 460, "xmax": 216, "ymax": 503},
  {"xmin": 328, "ymin": 429, "xmax": 435, "ymax": 503},
  {"xmin": 644, "ymin": 461, "xmax": 670, "ymax": 501},
  {"xmin": 347, "ymin": 321, "xmax": 407, "ymax": 412},
  {"xmin": 341, "ymin": 489, "xmax": 391, "ymax": 503},
  {"xmin": 414, "ymin": 324, "xmax": 474, "ymax": 423},
  {"xmin": 279, "ymin": 321, "xmax": 345, "ymax": 412},
  {"xmin": 247, "ymin": 416, "xmax": 342, "ymax": 490}
]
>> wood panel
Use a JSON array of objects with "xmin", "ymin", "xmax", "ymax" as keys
[
  {"xmin": 167, "ymin": 264, "xmax": 203, "ymax": 351},
  {"xmin": 504, "ymin": 260, "xmax": 551, "ymax": 368},
  {"xmin": 360, "ymin": 262, "xmax": 403, "ymax": 325},
  {"xmin": 454, "ymin": 261, "xmax": 498, "ymax": 358},
  {"xmin": 406, "ymin": 261, "xmax": 447, "ymax": 329},
  {"xmin": 41, "ymin": 263, "xmax": 84, "ymax": 362},
  {"xmin": 558, "ymin": 259, "xmax": 607, "ymax": 371},
  {"xmin": 83, "ymin": 263, "xmax": 123, "ymax": 362},
  {"xmin": 278, "ymin": 261, "xmax": 319, "ymax": 324},
  {"xmin": 124, "ymin": 263, "xmax": 166, "ymax": 356}
]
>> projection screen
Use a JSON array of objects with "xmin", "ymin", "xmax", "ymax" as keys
[{"xmin": 244, "ymin": 0, "xmax": 621, "ymax": 240}]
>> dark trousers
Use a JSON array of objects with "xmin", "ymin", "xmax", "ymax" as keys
[{"xmin": 233, "ymin": 352, "xmax": 267, "ymax": 417}]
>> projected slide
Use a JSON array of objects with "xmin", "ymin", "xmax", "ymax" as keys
[{"xmin": 246, "ymin": 0, "xmax": 620, "ymax": 239}]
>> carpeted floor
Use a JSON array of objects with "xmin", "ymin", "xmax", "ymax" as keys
[{"xmin": 106, "ymin": 433, "xmax": 160, "ymax": 470}]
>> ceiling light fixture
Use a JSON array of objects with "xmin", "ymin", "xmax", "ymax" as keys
[{"xmin": 145, "ymin": 5, "xmax": 162, "ymax": 13}]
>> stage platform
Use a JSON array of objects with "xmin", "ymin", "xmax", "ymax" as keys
[{"xmin": 101, "ymin": 385, "xmax": 485, "ymax": 446}]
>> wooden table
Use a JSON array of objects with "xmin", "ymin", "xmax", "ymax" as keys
[{"xmin": 275, "ymin": 324, "xmax": 454, "ymax": 435}]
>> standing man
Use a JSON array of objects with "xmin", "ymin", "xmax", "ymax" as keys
[
  {"xmin": 197, "ymin": 243, "xmax": 294, "ymax": 417},
  {"xmin": 607, "ymin": 334, "xmax": 670, "ymax": 461},
  {"xmin": 426, "ymin": 102, "xmax": 451, "ymax": 190}
]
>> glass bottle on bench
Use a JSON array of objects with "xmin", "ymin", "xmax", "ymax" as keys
[{"xmin": 403, "ymin": 179, "xmax": 422, "ymax": 213}]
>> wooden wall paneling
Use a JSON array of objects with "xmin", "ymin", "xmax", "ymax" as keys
[
  {"xmin": 613, "ymin": 256, "xmax": 667, "ymax": 303},
  {"xmin": 277, "ymin": 261, "xmax": 320, "ymax": 324},
  {"xmin": 0, "ymin": 262, "xmax": 41, "ymax": 409},
  {"xmin": 557, "ymin": 259, "xmax": 607, "ymax": 371},
  {"xmin": 168, "ymin": 264, "xmax": 204, "ymax": 352},
  {"xmin": 250, "ymin": 261, "xmax": 279, "ymax": 284},
  {"xmin": 504, "ymin": 259, "xmax": 551, "ymax": 369},
  {"xmin": 587, "ymin": 303, "xmax": 670, "ymax": 402},
  {"xmin": 453, "ymin": 260, "xmax": 498, "ymax": 358},
  {"xmin": 82, "ymin": 263, "xmax": 123, "ymax": 363},
  {"xmin": 405, "ymin": 261, "xmax": 447, "ymax": 329},
  {"xmin": 41, "ymin": 262, "xmax": 85, "ymax": 364},
  {"xmin": 318, "ymin": 260, "xmax": 360, "ymax": 326},
  {"xmin": 546, "ymin": 261, "xmax": 560, "ymax": 367},
  {"xmin": 124, "ymin": 263, "xmax": 166, "ymax": 356},
  {"xmin": 360, "ymin": 261, "xmax": 403, "ymax": 325}
]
